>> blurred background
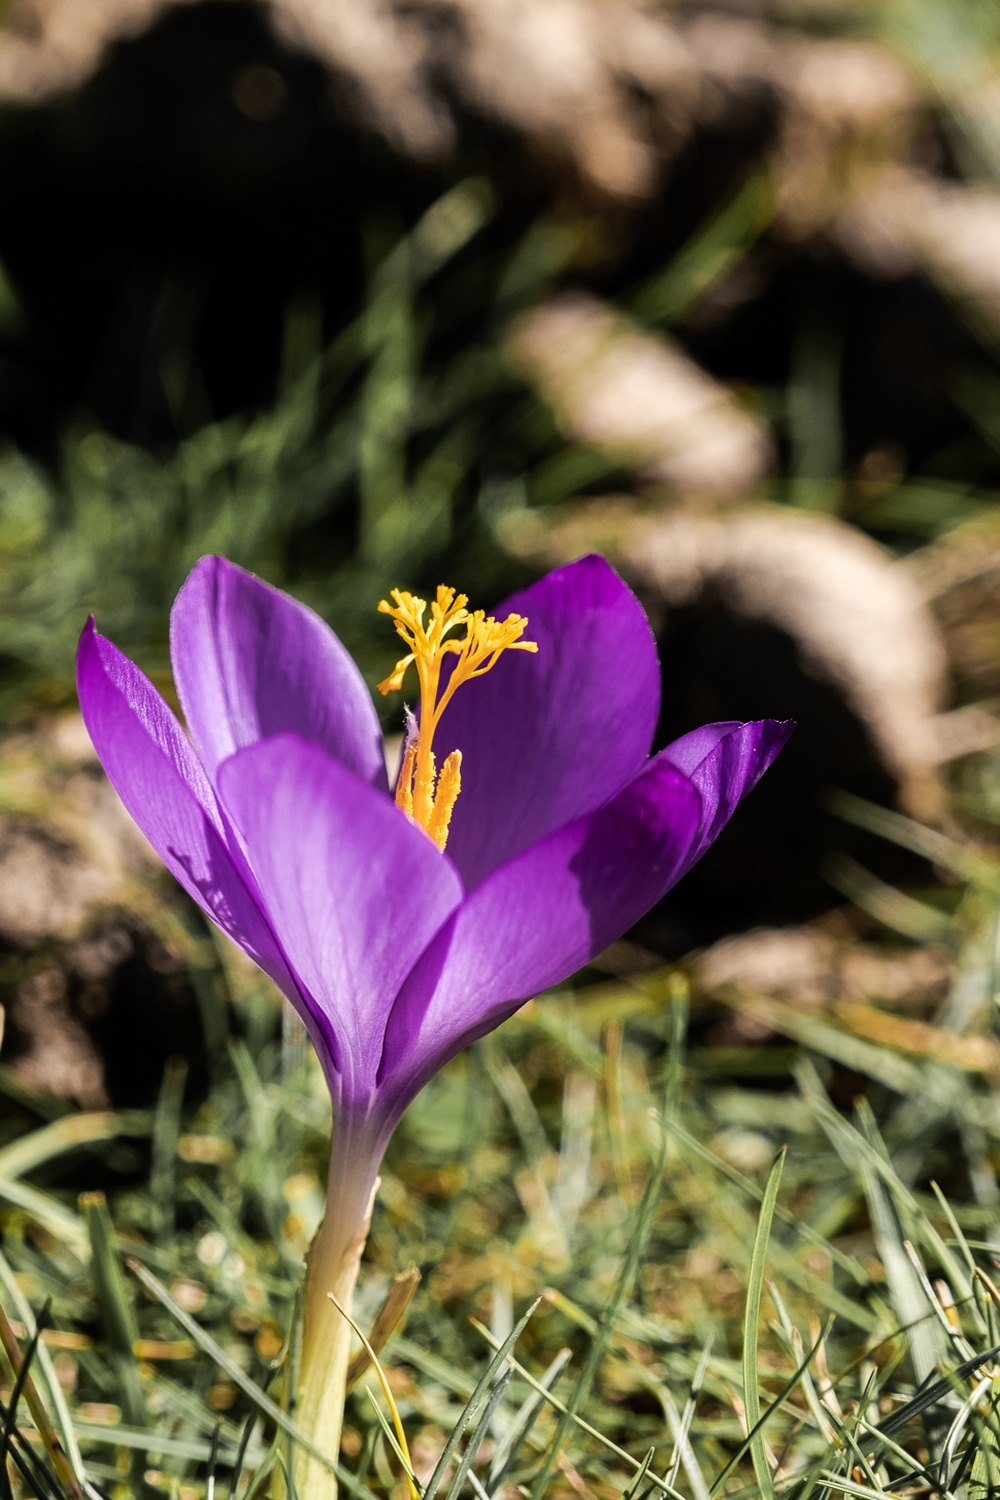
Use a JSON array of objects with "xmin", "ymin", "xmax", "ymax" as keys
[{"xmin": 0, "ymin": 0, "xmax": 995, "ymax": 1106}]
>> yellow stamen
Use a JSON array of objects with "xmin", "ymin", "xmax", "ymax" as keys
[
  {"xmin": 426, "ymin": 749, "xmax": 462, "ymax": 850},
  {"xmin": 377, "ymin": 584, "xmax": 538, "ymax": 851}
]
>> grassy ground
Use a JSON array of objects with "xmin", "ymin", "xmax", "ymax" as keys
[{"xmin": 4, "ymin": 832, "xmax": 1000, "ymax": 1500}]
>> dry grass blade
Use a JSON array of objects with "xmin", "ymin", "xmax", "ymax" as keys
[
  {"xmin": 664, "ymin": 1336, "xmax": 713, "ymax": 1493},
  {"xmin": 709, "ymin": 1270, "xmax": 843, "ymax": 1494},
  {"xmin": 346, "ymin": 1266, "xmax": 421, "ymax": 1393},
  {"xmin": 0, "ymin": 1249, "xmax": 86, "ymax": 1488},
  {"xmin": 902, "ymin": 1240, "xmax": 975, "ymax": 1360},
  {"xmin": 362, "ymin": 1386, "xmax": 421, "ymax": 1496},
  {"xmin": 767, "ymin": 1284, "xmax": 838, "ymax": 1448},
  {"xmin": 328, "ymin": 1289, "xmax": 418, "ymax": 1499},
  {"xmin": 0, "ymin": 1298, "xmax": 83, "ymax": 1500}
]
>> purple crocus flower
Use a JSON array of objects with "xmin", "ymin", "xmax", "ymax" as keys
[{"xmin": 76, "ymin": 551, "xmax": 791, "ymax": 1486}]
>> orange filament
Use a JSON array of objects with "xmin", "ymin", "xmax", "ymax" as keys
[{"xmin": 377, "ymin": 585, "xmax": 538, "ymax": 850}]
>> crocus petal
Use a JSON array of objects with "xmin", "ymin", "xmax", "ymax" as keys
[
  {"xmin": 217, "ymin": 735, "xmax": 464, "ymax": 1105},
  {"xmin": 76, "ymin": 620, "xmax": 299, "ymax": 1005},
  {"xmin": 663, "ymin": 719, "xmax": 795, "ymax": 866},
  {"xmin": 377, "ymin": 748, "xmax": 702, "ymax": 1119},
  {"xmin": 438, "ymin": 554, "xmax": 662, "ymax": 890},
  {"xmin": 171, "ymin": 556, "xmax": 387, "ymax": 792}
]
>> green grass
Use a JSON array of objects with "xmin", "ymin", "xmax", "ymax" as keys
[{"xmin": 3, "ymin": 840, "xmax": 1000, "ymax": 1500}]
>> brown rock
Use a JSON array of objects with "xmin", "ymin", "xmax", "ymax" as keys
[
  {"xmin": 506, "ymin": 501, "xmax": 947, "ymax": 818},
  {"xmin": 510, "ymin": 294, "xmax": 773, "ymax": 498}
]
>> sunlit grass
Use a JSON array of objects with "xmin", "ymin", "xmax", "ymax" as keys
[{"xmin": 3, "ymin": 839, "xmax": 1000, "ymax": 1499}]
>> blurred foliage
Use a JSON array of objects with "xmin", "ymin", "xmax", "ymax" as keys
[
  {"xmin": 8, "ymin": 0, "xmax": 1000, "ymax": 723},
  {"xmin": 0, "ymin": 179, "xmax": 624, "ymax": 726}
]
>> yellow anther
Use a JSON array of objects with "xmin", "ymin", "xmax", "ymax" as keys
[
  {"xmin": 378, "ymin": 584, "xmax": 538, "ymax": 851},
  {"xmin": 426, "ymin": 750, "xmax": 462, "ymax": 852}
]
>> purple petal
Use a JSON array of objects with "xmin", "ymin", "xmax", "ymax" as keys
[
  {"xmin": 379, "ymin": 717, "xmax": 794, "ymax": 1119},
  {"xmin": 663, "ymin": 719, "xmax": 795, "ymax": 866},
  {"xmin": 217, "ymin": 735, "xmax": 464, "ymax": 1105},
  {"xmin": 76, "ymin": 620, "xmax": 300, "ymax": 1010},
  {"xmin": 377, "ymin": 748, "xmax": 701, "ymax": 1118},
  {"xmin": 436, "ymin": 555, "xmax": 661, "ymax": 890},
  {"xmin": 171, "ymin": 556, "xmax": 387, "ymax": 793}
]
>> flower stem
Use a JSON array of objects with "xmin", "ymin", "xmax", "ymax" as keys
[{"xmin": 294, "ymin": 1137, "xmax": 381, "ymax": 1500}]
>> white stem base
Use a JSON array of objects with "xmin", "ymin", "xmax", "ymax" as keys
[{"xmin": 294, "ymin": 1147, "xmax": 380, "ymax": 1500}]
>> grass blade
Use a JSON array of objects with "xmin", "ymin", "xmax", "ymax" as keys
[
  {"xmin": 473, "ymin": 1324, "xmax": 686, "ymax": 1500},
  {"xmin": 0, "ymin": 1248, "xmax": 86, "ymax": 1488},
  {"xmin": 620, "ymin": 1449, "xmax": 655, "ymax": 1500},
  {"xmin": 0, "ymin": 1313, "xmax": 44, "ymax": 1486},
  {"xmin": 442, "ymin": 1368, "xmax": 512, "ymax": 1500},
  {"xmin": 741, "ymin": 1148, "xmax": 785, "ymax": 1500},
  {"xmin": 346, "ymin": 1265, "xmax": 421, "ymax": 1393},
  {"xmin": 0, "ymin": 1111, "xmax": 149, "ymax": 1181},
  {"xmin": 421, "ymin": 1298, "xmax": 541, "ymax": 1500},
  {"xmin": 80, "ymin": 1191, "xmax": 148, "ymax": 1428},
  {"xmin": 528, "ymin": 1084, "xmax": 673, "ymax": 1500},
  {"xmin": 486, "ymin": 1348, "xmax": 571, "ymax": 1492},
  {"xmin": 0, "ymin": 1292, "xmax": 84, "ymax": 1500},
  {"xmin": 664, "ymin": 1336, "xmax": 713, "ymax": 1493},
  {"xmin": 124, "ymin": 1258, "xmax": 377, "ymax": 1499}
]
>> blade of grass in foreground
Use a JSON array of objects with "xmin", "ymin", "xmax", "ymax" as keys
[
  {"xmin": 0, "ymin": 1249, "xmax": 86, "ymax": 1490},
  {"xmin": 125, "ymin": 1258, "xmax": 376, "ymax": 1499},
  {"xmin": 441, "ymin": 1367, "xmax": 511, "ymax": 1500},
  {"xmin": 528, "ymin": 1075, "xmax": 673, "ymax": 1500},
  {"xmin": 421, "ymin": 1299, "xmax": 541, "ymax": 1500},
  {"xmin": 474, "ymin": 1319, "xmax": 687, "ymax": 1500},
  {"xmin": 486, "ymin": 1347, "xmax": 571, "ymax": 1492},
  {"xmin": 663, "ymin": 1336, "xmax": 713, "ymax": 1496},
  {"xmin": 0, "ymin": 1312, "xmax": 47, "ymax": 1487},
  {"xmin": 743, "ymin": 1150, "xmax": 784, "ymax": 1500},
  {"xmin": 620, "ymin": 1448, "xmax": 655, "ymax": 1500},
  {"xmin": 707, "ymin": 1311, "xmax": 831, "ymax": 1496},
  {"xmin": 81, "ymin": 1192, "xmax": 148, "ymax": 1429},
  {"xmin": 363, "ymin": 1385, "xmax": 420, "ymax": 1495},
  {"xmin": 656, "ymin": 1384, "xmax": 710, "ymax": 1500},
  {"xmin": 0, "ymin": 1291, "xmax": 84, "ymax": 1500}
]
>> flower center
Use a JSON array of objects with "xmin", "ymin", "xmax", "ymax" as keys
[{"xmin": 377, "ymin": 585, "xmax": 538, "ymax": 851}]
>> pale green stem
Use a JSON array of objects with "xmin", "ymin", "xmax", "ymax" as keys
[{"xmin": 295, "ymin": 1131, "xmax": 382, "ymax": 1500}]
